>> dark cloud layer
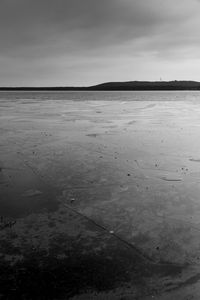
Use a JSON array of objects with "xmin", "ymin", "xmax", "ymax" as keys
[{"xmin": 0, "ymin": 0, "xmax": 200, "ymax": 85}]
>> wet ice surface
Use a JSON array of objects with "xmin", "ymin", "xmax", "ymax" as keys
[{"xmin": 1, "ymin": 91, "xmax": 200, "ymax": 299}]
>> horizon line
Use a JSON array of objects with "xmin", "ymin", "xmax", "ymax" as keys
[{"xmin": 1, "ymin": 80, "xmax": 200, "ymax": 90}]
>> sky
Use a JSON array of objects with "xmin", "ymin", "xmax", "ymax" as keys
[{"xmin": 1, "ymin": 0, "xmax": 200, "ymax": 86}]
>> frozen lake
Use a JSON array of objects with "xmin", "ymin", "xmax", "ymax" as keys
[{"xmin": 1, "ymin": 91, "xmax": 200, "ymax": 299}]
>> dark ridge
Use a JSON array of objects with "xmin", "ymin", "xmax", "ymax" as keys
[
  {"xmin": 89, "ymin": 80, "xmax": 200, "ymax": 91},
  {"xmin": 1, "ymin": 80, "xmax": 200, "ymax": 91}
]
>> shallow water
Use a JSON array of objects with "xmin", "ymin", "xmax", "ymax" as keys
[
  {"xmin": 1, "ymin": 89, "xmax": 200, "ymax": 102},
  {"xmin": 1, "ymin": 91, "xmax": 200, "ymax": 299}
]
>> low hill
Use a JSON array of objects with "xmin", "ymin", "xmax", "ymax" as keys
[{"xmin": 89, "ymin": 81, "xmax": 200, "ymax": 91}]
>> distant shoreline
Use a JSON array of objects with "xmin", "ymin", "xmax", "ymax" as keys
[{"xmin": 2, "ymin": 80, "xmax": 200, "ymax": 91}]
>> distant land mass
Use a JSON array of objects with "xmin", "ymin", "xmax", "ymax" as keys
[{"xmin": 2, "ymin": 81, "xmax": 200, "ymax": 91}]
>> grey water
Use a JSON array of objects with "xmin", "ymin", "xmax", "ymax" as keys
[{"xmin": 1, "ymin": 90, "xmax": 200, "ymax": 102}]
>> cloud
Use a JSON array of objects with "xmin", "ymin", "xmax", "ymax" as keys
[
  {"xmin": 0, "ymin": 0, "xmax": 196, "ymax": 54},
  {"xmin": 0, "ymin": 0, "xmax": 200, "ymax": 85}
]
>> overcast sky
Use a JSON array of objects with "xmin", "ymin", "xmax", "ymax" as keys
[{"xmin": 1, "ymin": 0, "xmax": 200, "ymax": 86}]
